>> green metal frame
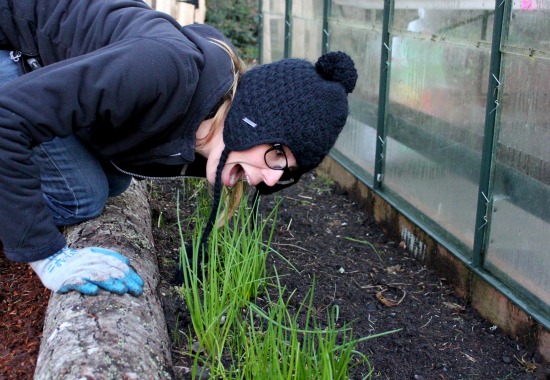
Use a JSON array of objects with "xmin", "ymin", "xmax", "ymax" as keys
[
  {"xmin": 374, "ymin": 0, "xmax": 393, "ymax": 191},
  {"xmin": 258, "ymin": 0, "xmax": 263, "ymax": 64},
  {"xmin": 472, "ymin": 0, "xmax": 510, "ymax": 268},
  {"xmin": 284, "ymin": 0, "xmax": 292, "ymax": 58},
  {"xmin": 322, "ymin": 0, "xmax": 331, "ymax": 54}
]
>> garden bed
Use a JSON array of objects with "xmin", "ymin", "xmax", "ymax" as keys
[
  {"xmin": 152, "ymin": 172, "xmax": 547, "ymax": 379},
  {"xmin": 1, "ymin": 171, "xmax": 548, "ymax": 379}
]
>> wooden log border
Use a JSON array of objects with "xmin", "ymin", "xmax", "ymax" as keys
[{"xmin": 34, "ymin": 180, "xmax": 174, "ymax": 380}]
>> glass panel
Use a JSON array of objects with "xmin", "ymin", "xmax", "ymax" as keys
[
  {"xmin": 486, "ymin": 2, "xmax": 550, "ymax": 311},
  {"xmin": 291, "ymin": 0, "xmax": 324, "ymax": 60},
  {"xmin": 507, "ymin": 1, "xmax": 550, "ymax": 52},
  {"xmin": 329, "ymin": 1, "xmax": 383, "ymax": 183},
  {"xmin": 393, "ymin": 6, "xmax": 494, "ymax": 43},
  {"xmin": 385, "ymin": 5, "xmax": 492, "ymax": 255},
  {"xmin": 262, "ymin": 0, "xmax": 286, "ymax": 63},
  {"xmin": 333, "ymin": 102, "xmax": 378, "ymax": 179},
  {"xmin": 330, "ymin": 0, "xmax": 384, "ymax": 25}
]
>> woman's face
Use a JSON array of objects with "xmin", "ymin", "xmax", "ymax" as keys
[{"xmin": 206, "ymin": 144, "xmax": 298, "ymax": 188}]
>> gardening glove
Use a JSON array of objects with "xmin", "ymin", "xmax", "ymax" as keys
[{"xmin": 29, "ymin": 246, "xmax": 144, "ymax": 296}]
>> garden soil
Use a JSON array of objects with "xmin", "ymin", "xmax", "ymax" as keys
[
  {"xmin": 152, "ymin": 173, "xmax": 549, "ymax": 380},
  {"xmin": 1, "ymin": 172, "xmax": 549, "ymax": 379}
]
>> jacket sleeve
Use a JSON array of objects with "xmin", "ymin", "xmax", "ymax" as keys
[{"xmin": 0, "ymin": 37, "xmax": 197, "ymax": 262}]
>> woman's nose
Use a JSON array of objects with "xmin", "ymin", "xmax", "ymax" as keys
[{"xmin": 261, "ymin": 169, "xmax": 284, "ymax": 187}]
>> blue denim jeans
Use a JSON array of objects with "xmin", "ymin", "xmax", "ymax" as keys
[{"xmin": 0, "ymin": 50, "xmax": 132, "ymax": 226}]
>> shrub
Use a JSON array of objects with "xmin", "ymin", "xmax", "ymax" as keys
[{"xmin": 206, "ymin": 0, "xmax": 259, "ymax": 62}]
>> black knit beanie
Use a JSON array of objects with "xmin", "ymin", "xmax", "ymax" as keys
[
  {"xmin": 186, "ymin": 51, "xmax": 357, "ymax": 273},
  {"xmin": 224, "ymin": 51, "xmax": 357, "ymax": 173}
]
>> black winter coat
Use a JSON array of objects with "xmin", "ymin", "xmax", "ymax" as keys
[{"xmin": 0, "ymin": 0, "xmax": 234, "ymax": 262}]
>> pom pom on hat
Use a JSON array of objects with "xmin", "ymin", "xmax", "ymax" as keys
[
  {"xmin": 315, "ymin": 51, "xmax": 358, "ymax": 94},
  {"xmin": 224, "ymin": 51, "xmax": 358, "ymax": 173}
]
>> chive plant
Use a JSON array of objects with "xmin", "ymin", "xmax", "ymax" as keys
[
  {"xmin": 230, "ymin": 276, "xmax": 397, "ymax": 380},
  {"xmin": 175, "ymin": 183, "xmax": 398, "ymax": 379},
  {"xmin": 176, "ymin": 187, "xmax": 279, "ymax": 365}
]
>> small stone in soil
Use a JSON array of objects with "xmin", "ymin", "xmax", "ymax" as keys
[{"xmin": 366, "ymin": 303, "xmax": 377, "ymax": 312}]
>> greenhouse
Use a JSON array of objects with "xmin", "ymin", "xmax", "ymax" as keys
[{"xmin": 260, "ymin": 0, "xmax": 549, "ymax": 355}]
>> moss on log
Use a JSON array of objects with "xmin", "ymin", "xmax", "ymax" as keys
[{"xmin": 34, "ymin": 180, "xmax": 173, "ymax": 380}]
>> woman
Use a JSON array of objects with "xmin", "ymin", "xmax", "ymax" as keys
[{"xmin": 0, "ymin": 0, "xmax": 357, "ymax": 297}]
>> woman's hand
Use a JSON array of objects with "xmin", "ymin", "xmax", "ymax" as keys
[{"xmin": 29, "ymin": 246, "xmax": 144, "ymax": 296}]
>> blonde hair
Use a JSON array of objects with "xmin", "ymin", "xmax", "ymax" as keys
[{"xmin": 195, "ymin": 39, "xmax": 249, "ymax": 226}]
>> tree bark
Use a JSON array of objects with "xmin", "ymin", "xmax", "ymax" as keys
[{"xmin": 34, "ymin": 180, "xmax": 173, "ymax": 380}]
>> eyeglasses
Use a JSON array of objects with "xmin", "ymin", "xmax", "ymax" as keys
[{"xmin": 264, "ymin": 144, "xmax": 289, "ymax": 171}]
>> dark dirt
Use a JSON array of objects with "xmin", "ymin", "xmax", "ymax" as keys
[
  {"xmin": 2, "ymin": 171, "xmax": 549, "ymax": 380},
  {"xmin": 151, "ymin": 172, "xmax": 549, "ymax": 380}
]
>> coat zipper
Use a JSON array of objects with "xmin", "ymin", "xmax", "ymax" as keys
[
  {"xmin": 10, "ymin": 51, "xmax": 42, "ymax": 72},
  {"xmin": 110, "ymin": 160, "xmax": 190, "ymax": 181}
]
